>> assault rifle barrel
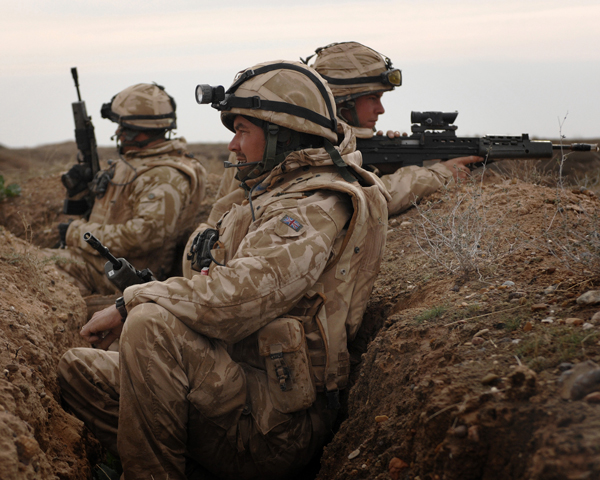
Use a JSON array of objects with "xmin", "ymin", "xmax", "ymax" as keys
[
  {"xmin": 83, "ymin": 232, "xmax": 121, "ymax": 269},
  {"xmin": 71, "ymin": 67, "xmax": 82, "ymax": 102}
]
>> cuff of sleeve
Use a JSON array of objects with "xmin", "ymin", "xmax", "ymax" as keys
[
  {"xmin": 429, "ymin": 162, "xmax": 455, "ymax": 184},
  {"xmin": 123, "ymin": 283, "xmax": 148, "ymax": 310}
]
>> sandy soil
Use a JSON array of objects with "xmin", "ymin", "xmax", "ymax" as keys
[{"xmin": 2, "ymin": 141, "xmax": 600, "ymax": 479}]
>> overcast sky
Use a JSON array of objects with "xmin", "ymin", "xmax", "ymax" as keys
[{"xmin": 1, "ymin": 0, "xmax": 599, "ymax": 149}]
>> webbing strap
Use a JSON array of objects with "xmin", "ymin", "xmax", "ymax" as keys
[{"xmin": 324, "ymin": 140, "xmax": 357, "ymax": 183}]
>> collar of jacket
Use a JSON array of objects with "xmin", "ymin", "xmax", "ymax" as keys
[{"xmin": 124, "ymin": 138, "xmax": 188, "ymax": 159}]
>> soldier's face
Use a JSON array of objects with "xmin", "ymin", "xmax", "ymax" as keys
[
  {"xmin": 343, "ymin": 92, "xmax": 385, "ymax": 129},
  {"xmin": 228, "ymin": 115, "xmax": 266, "ymax": 166}
]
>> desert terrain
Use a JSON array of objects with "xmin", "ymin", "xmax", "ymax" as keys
[{"xmin": 1, "ymin": 139, "xmax": 600, "ymax": 480}]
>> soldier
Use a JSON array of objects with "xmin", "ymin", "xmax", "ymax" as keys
[
  {"xmin": 308, "ymin": 41, "xmax": 482, "ymax": 215},
  {"xmin": 52, "ymin": 83, "xmax": 207, "ymax": 295},
  {"xmin": 58, "ymin": 60, "xmax": 390, "ymax": 479}
]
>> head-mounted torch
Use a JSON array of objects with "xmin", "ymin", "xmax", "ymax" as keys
[{"xmin": 195, "ymin": 85, "xmax": 226, "ymax": 106}]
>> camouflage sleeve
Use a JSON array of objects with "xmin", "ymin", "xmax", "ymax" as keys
[
  {"xmin": 381, "ymin": 163, "xmax": 454, "ymax": 216},
  {"xmin": 66, "ymin": 166, "xmax": 191, "ymax": 258},
  {"xmin": 123, "ymin": 191, "xmax": 352, "ymax": 344}
]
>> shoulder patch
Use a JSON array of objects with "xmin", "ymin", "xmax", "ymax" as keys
[{"xmin": 281, "ymin": 215, "xmax": 304, "ymax": 232}]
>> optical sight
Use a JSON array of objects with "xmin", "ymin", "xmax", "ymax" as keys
[
  {"xmin": 195, "ymin": 85, "xmax": 225, "ymax": 105},
  {"xmin": 411, "ymin": 111, "xmax": 458, "ymax": 128}
]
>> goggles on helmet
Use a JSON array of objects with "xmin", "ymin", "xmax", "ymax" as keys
[{"xmin": 320, "ymin": 67, "xmax": 402, "ymax": 88}]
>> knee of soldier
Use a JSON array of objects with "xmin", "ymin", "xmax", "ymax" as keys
[
  {"xmin": 58, "ymin": 347, "xmax": 90, "ymax": 388},
  {"xmin": 121, "ymin": 302, "xmax": 173, "ymax": 347}
]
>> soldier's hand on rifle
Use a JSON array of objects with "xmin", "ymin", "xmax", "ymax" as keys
[
  {"xmin": 442, "ymin": 156, "xmax": 483, "ymax": 181},
  {"xmin": 80, "ymin": 305, "xmax": 123, "ymax": 350},
  {"xmin": 375, "ymin": 130, "xmax": 407, "ymax": 138}
]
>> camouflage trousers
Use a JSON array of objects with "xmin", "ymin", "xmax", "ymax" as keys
[
  {"xmin": 41, "ymin": 247, "xmax": 118, "ymax": 296},
  {"xmin": 58, "ymin": 303, "xmax": 335, "ymax": 480}
]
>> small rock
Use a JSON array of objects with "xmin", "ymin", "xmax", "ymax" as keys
[
  {"xmin": 576, "ymin": 290, "xmax": 600, "ymax": 305},
  {"xmin": 348, "ymin": 449, "xmax": 360, "ymax": 460},
  {"xmin": 591, "ymin": 312, "xmax": 600, "ymax": 323},
  {"xmin": 584, "ymin": 392, "xmax": 600, "ymax": 404},
  {"xmin": 544, "ymin": 285, "xmax": 557, "ymax": 294},
  {"xmin": 468, "ymin": 425, "xmax": 480, "ymax": 442},
  {"xmin": 389, "ymin": 457, "xmax": 409, "ymax": 480},
  {"xmin": 559, "ymin": 360, "xmax": 599, "ymax": 400},
  {"xmin": 571, "ymin": 368, "xmax": 600, "ymax": 400},
  {"xmin": 531, "ymin": 304, "xmax": 548, "ymax": 312},
  {"xmin": 541, "ymin": 317, "xmax": 555, "ymax": 324},
  {"xmin": 523, "ymin": 322, "xmax": 533, "ymax": 332},
  {"xmin": 481, "ymin": 373, "xmax": 500, "ymax": 385},
  {"xmin": 583, "ymin": 323, "xmax": 594, "ymax": 331},
  {"xmin": 565, "ymin": 318, "xmax": 584, "ymax": 326},
  {"xmin": 472, "ymin": 337, "xmax": 485, "ymax": 346},
  {"xmin": 516, "ymin": 267, "xmax": 525, "ymax": 273},
  {"xmin": 453, "ymin": 425, "xmax": 468, "ymax": 438},
  {"xmin": 502, "ymin": 281, "xmax": 515, "ymax": 287},
  {"xmin": 375, "ymin": 415, "xmax": 389, "ymax": 423},
  {"xmin": 558, "ymin": 363, "xmax": 574, "ymax": 371},
  {"xmin": 16, "ymin": 436, "xmax": 39, "ymax": 464}
]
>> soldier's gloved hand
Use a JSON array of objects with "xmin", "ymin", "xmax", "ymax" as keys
[
  {"xmin": 57, "ymin": 220, "xmax": 73, "ymax": 248},
  {"xmin": 61, "ymin": 164, "xmax": 92, "ymax": 197}
]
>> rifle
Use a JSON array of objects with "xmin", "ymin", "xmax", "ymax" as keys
[
  {"xmin": 61, "ymin": 67, "xmax": 101, "ymax": 217},
  {"xmin": 83, "ymin": 232, "xmax": 155, "ymax": 292},
  {"xmin": 357, "ymin": 111, "xmax": 598, "ymax": 175}
]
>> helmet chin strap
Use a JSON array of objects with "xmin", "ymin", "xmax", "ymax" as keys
[{"xmin": 338, "ymin": 101, "xmax": 361, "ymax": 128}]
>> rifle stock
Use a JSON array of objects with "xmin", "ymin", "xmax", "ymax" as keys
[{"xmin": 357, "ymin": 111, "xmax": 598, "ymax": 175}]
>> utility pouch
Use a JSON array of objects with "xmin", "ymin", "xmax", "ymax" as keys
[{"xmin": 258, "ymin": 317, "xmax": 316, "ymax": 414}]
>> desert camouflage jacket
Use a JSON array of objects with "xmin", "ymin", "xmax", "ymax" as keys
[
  {"xmin": 65, "ymin": 138, "xmax": 206, "ymax": 279},
  {"xmin": 123, "ymin": 125, "xmax": 389, "ymax": 393}
]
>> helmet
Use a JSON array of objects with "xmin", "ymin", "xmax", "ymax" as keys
[
  {"xmin": 197, "ymin": 60, "xmax": 339, "ymax": 182},
  {"xmin": 217, "ymin": 60, "xmax": 338, "ymax": 143},
  {"xmin": 307, "ymin": 41, "xmax": 401, "ymax": 104},
  {"xmin": 101, "ymin": 83, "xmax": 177, "ymax": 131}
]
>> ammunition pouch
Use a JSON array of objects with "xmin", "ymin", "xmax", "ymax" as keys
[{"xmin": 258, "ymin": 317, "xmax": 316, "ymax": 414}]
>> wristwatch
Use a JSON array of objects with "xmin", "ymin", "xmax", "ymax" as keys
[{"xmin": 115, "ymin": 296, "xmax": 127, "ymax": 322}]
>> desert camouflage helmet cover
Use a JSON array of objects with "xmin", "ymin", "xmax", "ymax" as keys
[
  {"xmin": 219, "ymin": 60, "xmax": 338, "ymax": 144},
  {"xmin": 309, "ymin": 41, "xmax": 400, "ymax": 103},
  {"xmin": 101, "ymin": 83, "xmax": 177, "ymax": 131}
]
